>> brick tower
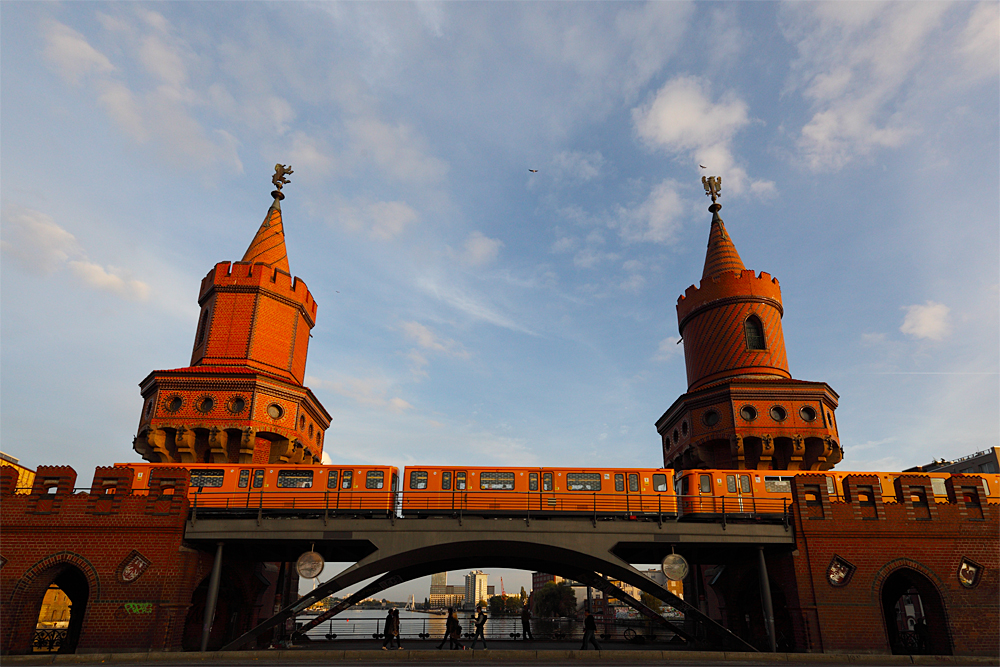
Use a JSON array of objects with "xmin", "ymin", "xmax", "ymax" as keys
[
  {"xmin": 658, "ymin": 179, "xmax": 842, "ymax": 471},
  {"xmin": 133, "ymin": 167, "xmax": 330, "ymax": 465}
]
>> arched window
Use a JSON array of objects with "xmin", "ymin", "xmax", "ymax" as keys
[{"xmin": 745, "ymin": 315, "xmax": 766, "ymax": 350}]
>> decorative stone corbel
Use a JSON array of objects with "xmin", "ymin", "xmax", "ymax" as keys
[
  {"xmin": 139, "ymin": 428, "xmax": 171, "ymax": 462},
  {"xmin": 760, "ymin": 434, "xmax": 774, "ymax": 468},
  {"xmin": 269, "ymin": 438, "xmax": 294, "ymax": 464},
  {"xmin": 174, "ymin": 426, "xmax": 197, "ymax": 463},
  {"xmin": 730, "ymin": 434, "xmax": 745, "ymax": 469},
  {"xmin": 788, "ymin": 434, "xmax": 804, "ymax": 470},
  {"xmin": 239, "ymin": 427, "xmax": 257, "ymax": 463},
  {"xmin": 208, "ymin": 427, "xmax": 228, "ymax": 463}
]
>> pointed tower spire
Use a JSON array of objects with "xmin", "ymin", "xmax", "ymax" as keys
[
  {"xmin": 698, "ymin": 176, "xmax": 744, "ymax": 279},
  {"xmin": 241, "ymin": 164, "xmax": 294, "ymax": 274},
  {"xmin": 701, "ymin": 204, "xmax": 745, "ymax": 280}
]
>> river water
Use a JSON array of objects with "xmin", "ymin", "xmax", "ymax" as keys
[{"xmin": 300, "ymin": 608, "xmax": 586, "ymax": 641}]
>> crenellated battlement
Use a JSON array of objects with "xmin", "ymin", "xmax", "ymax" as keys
[
  {"xmin": 199, "ymin": 261, "xmax": 317, "ymax": 318},
  {"xmin": 677, "ymin": 269, "xmax": 782, "ymax": 321}
]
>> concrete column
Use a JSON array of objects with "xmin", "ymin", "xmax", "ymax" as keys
[
  {"xmin": 200, "ymin": 542, "xmax": 225, "ymax": 652},
  {"xmin": 757, "ymin": 547, "xmax": 776, "ymax": 652}
]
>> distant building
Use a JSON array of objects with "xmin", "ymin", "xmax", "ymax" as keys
[
  {"xmin": 429, "ymin": 572, "xmax": 447, "ymax": 595},
  {"xmin": 0, "ymin": 452, "xmax": 34, "ymax": 492},
  {"xmin": 531, "ymin": 572, "xmax": 564, "ymax": 592},
  {"xmin": 464, "ymin": 570, "xmax": 488, "ymax": 610},
  {"xmin": 640, "ymin": 568, "xmax": 684, "ymax": 599},
  {"xmin": 904, "ymin": 447, "xmax": 999, "ymax": 475},
  {"xmin": 487, "ymin": 585, "xmax": 495, "ymax": 597}
]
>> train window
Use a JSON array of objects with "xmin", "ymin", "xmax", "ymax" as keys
[
  {"xmin": 727, "ymin": 475, "xmax": 737, "ymax": 493},
  {"xmin": 653, "ymin": 474, "xmax": 667, "ymax": 492},
  {"xmin": 456, "ymin": 472, "xmax": 466, "ymax": 490},
  {"xmin": 628, "ymin": 474, "xmax": 639, "ymax": 493},
  {"xmin": 529, "ymin": 473, "xmax": 538, "ymax": 491},
  {"xmin": 764, "ymin": 476, "xmax": 793, "ymax": 493},
  {"xmin": 543, "ymin": 473, "xmax": 553, "ymax": 491},
  {"xmin": 740, "ymin": 476, "xmax": 751, "ymax": 494},
  {"xmin": 982, "ymin": 479, "xmax": 990, "ymax": 496},
  {"xmin": 253, "ymin": 470, "xmax": 265, "ymax": 488},
  {"xmin": 826, "ymin": 477, "xmax": 835, "ymax": 496},
  {"xmin": 442, "ymin": 472, "xmax": 451, "ymax": 490},
  {"xmin": 277, "ymin": 470, "xmax": 313, "ymax": 488},
  {"xmin": 191, "ymin": 470, "xmax": 225, "ymax": 488},
  {"xmin": 615, "ymin": 474, "xmax": 624, "ymax": 492},
  {"xmin": 930, "ymin": 478, "xmax": 946, "ymax": 497},
  {"xmin": 409, "ymin": 471, "xmax": 428, "ymax": 490},
  {"xmin": 481, "ymin": 472, "xmax": 515, "ymax": 490},
  {"xmin": 366, "ymin": 471, "xmax": 385, "ymax": 489},
  {"xmin": 392, "ymin": 473, "xmax": 398, "ymax": 492},
  {"xmin": 342, "ymin": 471, "xmax": 353, "ymax": 489},
  {"xmin": 238, "ymin": 470, "xmax": 250, "ymax": 488},
  {"xmin": 699, "ymin": 475, "xmax": 711, "ymax": 493},
  {"xmin": 567, "ymin": 473, "xmax": 601, "ymax": 491},
  {"xmin": 327, "ymin": 470, "xmax": 339, "ymax": 489}
]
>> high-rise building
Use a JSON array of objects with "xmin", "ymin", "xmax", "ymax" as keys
[
  {"xmin": 132, "ymin": 174, "xmax": 330, "ymax": 466},
  {"xmin": 658, "ymin": 194, "xmax": 842, "ymax": 471},
  {"xmin": 464, "ymin": 570, "xmax": 488, "ymax": 610},
  {"xmin": 430, "ymin": 572, "xmax": 447, "ymax": 595}
]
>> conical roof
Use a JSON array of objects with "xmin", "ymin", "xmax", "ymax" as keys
[
  {"xmin": 701, "ymin": 206, "xmax": 745, "ymax": 280},
  {"xmin": 242, "ymin": 198, "xmax": 290, "ymax": 273}
]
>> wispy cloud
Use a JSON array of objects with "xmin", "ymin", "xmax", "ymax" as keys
[
  {"xmin": 416, "ymin": 275, "xmax": 536, "ymax": 336},
  {"xmin": 1, "ymin": 207, "xmax": 149, "ymax": 301},
  {"xmin": 459, "ymin": 231, "xmax": 504, "ymax": 267},
  {"xmin": 308, "ymin": 374, "xmax": 413, "ymax": 413},
  {"xmin": 900, "ymin": 301, "xmax": 951, "ymax": 341},
  {"xmin": 780, "ymin": 2, "xmax": 958, "ymax": 171},
  {"xmin": 632, "ymin": 76, "xmax": 773, "ymax": 195}
]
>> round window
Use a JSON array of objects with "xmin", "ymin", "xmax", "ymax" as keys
[
  {"xmin": 673, "ymin": 429, "xmax": 679, "ymax": 442},
  {"xmin": 703, "ymin": 410, "xmax": 720, "ymax": 426},
  {"xmin": 195, "ymin": 396, "xmax": 214, "ymax": 414},
  {"xmin": 308, "ymin": 424, "xmax": 314, "ymax": 437},
  {"xmin": 267, "ymin": 403, "xmax": 284, "ymax": 420},
  {"xmin": 664, "ymin": 434, "xmax": 671, "ymax": 447},
  {"xmin": 145, "ymin": 400, "xmax": 154, "ymax": 417},
  {"xmin": 770, "ymin": 405, "xmax": 787, "ymax": 422},
  {"xmin": 800, "ymin": 406, "xmax": 817, "ymax": 422},
  {"xmin": 226, "ymin": 396, "xmax": 246, "ymax": 414},
  {"xmin": 165, "ymin": 396, "xmax": 183, "ymax": 413},
  {"xmin": 299, "ymin": 415, "xmax": 306, "ymax": 430},
  {"xmin": 740, "ymin": 405, "xmax": 758, "ymax": 421},
  {"xmin": 681, "ymin": 421, "xmax": 688, "ymax": 436}
]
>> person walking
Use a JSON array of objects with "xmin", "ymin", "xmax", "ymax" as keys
[
  {"xmin": 436, "ymin": 608, "xmax": 454, "ymax": 649},
  {"xmin": 471, "ymin": 607, "xmax": 488, "ymax": 649},
  {"xmin": 381, "ymin": 609, "xmax": 395, "ymax": 650},
  {"xmin": 520, "ymin": 604, "xmax": 534, "ymax": 640},
  {"xmin": 391, "ymin": 609, "xmax": 403, "ymax": 649},
  {"xmin": 580, "ymin": 610, "xmax": 601, "ymax": 650},
  {"xmin": 448, "ymin": 609, "xmax": 465, "ymax": 650}
]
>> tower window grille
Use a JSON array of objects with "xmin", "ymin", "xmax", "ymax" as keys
[{"xmin": 744, "ymin": 315, "xmax": 766, "ymax": 350}]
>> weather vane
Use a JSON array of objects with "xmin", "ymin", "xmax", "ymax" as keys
[
  {"xmin": 271, "ymin": 164, "xmax": 294, "ymax": 200},
  {"xmin": 702, "ymin": 175, "xmax": 722, "ymax": 203}
]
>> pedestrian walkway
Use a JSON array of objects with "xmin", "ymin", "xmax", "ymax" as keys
[{"xmin": 4, "ymin": 641, "xmax": 993, "ymax": 667}]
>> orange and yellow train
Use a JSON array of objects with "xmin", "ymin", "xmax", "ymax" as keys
[{"xmin": 116, "ymin": 462, "xmax": 997, "ymax": 520}]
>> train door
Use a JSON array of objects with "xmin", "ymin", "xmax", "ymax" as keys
[
  {"xmin": 725, "ymin": 473, "xmax": 753, "ymax": 513},
  {"xmin": 627, "ymin": 472, "xmax": 641, "ymax": 513},
  {"xmin": 440, "ymin": 470, "xmax": 468, "ymax": 512},
  {"xmin": 236, "ymin": 468, "xmax": 266, "ymax": 510}
]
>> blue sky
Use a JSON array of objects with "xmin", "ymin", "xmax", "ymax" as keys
[{"xmin": 2, "ymin": 2, "xmax": 997, "ymax": 600}]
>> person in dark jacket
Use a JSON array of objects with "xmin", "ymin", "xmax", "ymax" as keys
[
  {"xmin": 520, "ymin": 604, "xmax": 534, "ymax": 640},
  {"xmin": 580, "ymin": 610, "xmax": 600, "ymax": 650},
  {"xmin": 436, "ymin": 608, "xmax": 454, "ymax": 649},
  {"xmin": 381, "ymin": 609, "xmax": 395, "ymax": 650},
  {"xmin": 471, "ymin": 608, "xmax": 488, "ymax": 649},
  {"xmin": 448, "ymin": 609, "xmax": 465, "ymax": 650}
]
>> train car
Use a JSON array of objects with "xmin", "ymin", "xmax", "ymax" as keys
[
  {"xmin": 674, "ymin": 469, "xmax": 1000, "ymax": 520},
  {"xmin": 114, "ymin": 462, "xmax": 399, "ymax": 516},
  {"xmin": 400, "ymin": 466, "xmax": 675, "ymax": 518}
]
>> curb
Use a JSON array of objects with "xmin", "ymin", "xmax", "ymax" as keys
[{"xmin": 2, "ymin": 650, "xmax": 997, "ymax": 665}]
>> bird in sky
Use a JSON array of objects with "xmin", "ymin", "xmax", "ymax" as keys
[
  {"xmin": 528, "ymin": 169, "xmax": 538, "ymax": 173},
  {"xmin": 699, "ymin": 164, "xmax": 707, "ymax": 169}
]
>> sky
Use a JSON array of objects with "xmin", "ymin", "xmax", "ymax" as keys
[{"xmin": 2, "ymin": 1, "xmax": 997, "ymax": 602}]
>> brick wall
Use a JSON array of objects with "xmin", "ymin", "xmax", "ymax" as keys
[{"xmin": 789, "ymin": 475, "xmax": 998, "ymax": 656}]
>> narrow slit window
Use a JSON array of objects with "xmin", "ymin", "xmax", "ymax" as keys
[
  {"xmin": 442, "ymin": 472, "xmax": 451, "ymax": 490},
  {"xmin": 745, "ymin": 315, "xmax": 766, "ymax": 350}
]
